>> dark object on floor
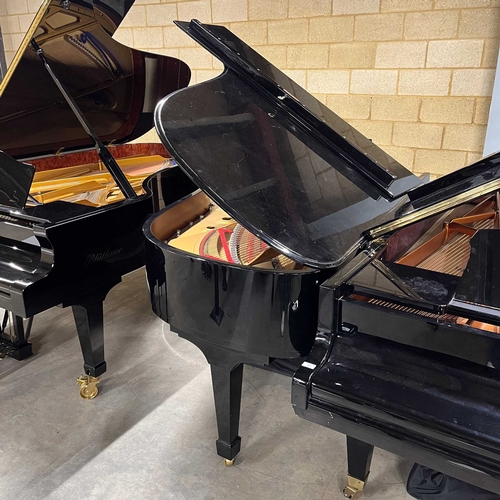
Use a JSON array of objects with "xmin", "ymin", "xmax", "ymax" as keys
[{"xmin": 407, "ymin": 464, "xmax": 500, "ymax": 500}]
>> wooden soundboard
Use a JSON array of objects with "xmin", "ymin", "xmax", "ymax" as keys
[
  {"xmin": 169, "ymin": 205, "xmax": 300, "ymax": 270},
  {"xmin": 29, "ymin": 154, "xmax": 168, "ymax": 207}
]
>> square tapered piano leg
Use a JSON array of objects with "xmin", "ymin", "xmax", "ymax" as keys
[
  {"xmin": 72, "ymin": 299, "xmax": 109, "ymax": 400},
  {"xmin": 72, "ymin": 301, "xmax": 107, "ymax": 379},
  {"xmin": 211, "ymin": 363, "xmax": 244, "ymax": 465},
  {"xmin": 343, "ymin": 436, "xmax": 374, "ymax": 498}
]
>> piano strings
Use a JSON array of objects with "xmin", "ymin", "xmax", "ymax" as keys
[
  {"xmin": 27, "ymin": 150, "xmax": 170, "ymax": 207},
  {"xmin": 351, "ymin": 193, "xmax": 500, "ymax": 334},
  {"xmin": 168, "ymin": 203, "xmax": 302, "ymax": 270}
]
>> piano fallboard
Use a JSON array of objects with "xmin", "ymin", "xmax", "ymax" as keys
[{"xmin": 341, "ymin": 292, "xmax": 500, "ymax": 367}]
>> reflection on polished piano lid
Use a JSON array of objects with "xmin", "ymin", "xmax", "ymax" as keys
[
  {"xmin": 155, "ymin": 21, "xmax": 425, "ymax": 269},
  {"xmin": 155, "ymin": 20, "xmax": 500, "ymax": 272},
  {"xmin": 0, "ymin": 0, "xmax": 190, "ymax": 210},
  {"xmin": 0, "ymin": 0, "xmax": 189, "ymax": 160}
]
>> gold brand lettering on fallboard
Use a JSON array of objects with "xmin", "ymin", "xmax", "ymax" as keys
[{"xmin": 84, "ymin": 248, "xmax": 123, "ymax": 267}]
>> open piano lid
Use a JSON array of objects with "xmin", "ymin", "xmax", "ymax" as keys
[
  {"xmin": 93, "ymin": 1, "xmax": 135, "ymax": 31},
  {"xmin": 0, "ymin": 0, "xmax": 190, "ymax": 160},
  {"xmin": 368, "ymin": 150, "xmax": 500, "ymax": 240},
  {"xmin": 155, "ymin": 20, "xmax": 422, "ymax": 269}
]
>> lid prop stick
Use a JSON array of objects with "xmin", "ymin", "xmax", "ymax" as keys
[{"xmin": 31, "ymin": 39, "xmax": 137, "ymax": 200}]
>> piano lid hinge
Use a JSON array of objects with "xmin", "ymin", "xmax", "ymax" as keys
[
  {"xmin": 341, "ymin": 323, "xmax": 357, "ymax": 335},
  {"xmin": 364, "ymin": 237, "xmax": 387, "ymax": 258}
]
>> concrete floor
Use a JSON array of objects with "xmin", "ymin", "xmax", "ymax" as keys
[{"xmin": 1, "ymin": 269, "xmax": 415, "ymax": 500}]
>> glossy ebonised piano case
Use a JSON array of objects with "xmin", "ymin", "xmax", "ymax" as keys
[
  {"xmin": 0, "ymin": 0, "xmax": 195, "ymax": 398},
  {"xmin": 143, "ymin": 19, "xmax": 500, "ymax": 497},
  {"xmin": 143, "ymin": 19, "xmax": 422, "ymax": 461}
]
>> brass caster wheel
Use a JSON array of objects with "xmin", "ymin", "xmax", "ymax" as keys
[
  {"xmin": 343, "ymin": 475, "xmax": 366, "ymax": 499},
  {"xmin": 76, "ymin": 375, "xmax": 100, "ymax": 400},
  {"xmin": 224, "ymin": 458, "xmax": 235, "ymax": 467},
  {"xmin": 343, "ymin": 487, "xmax": 355, "ymax": 499}
]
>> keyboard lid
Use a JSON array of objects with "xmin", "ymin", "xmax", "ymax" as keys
[
  {"xmin": 155, "ymin": 20, "xmax": 422, "ymax": 269},
  {"xmin": 0, "ymin": 0, "xmax": 190, "ymax": 161}
]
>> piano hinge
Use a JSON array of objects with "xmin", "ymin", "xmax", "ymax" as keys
[{"xmin": 341, "ymin": 323, "xmax": 357, "ymax": 335}]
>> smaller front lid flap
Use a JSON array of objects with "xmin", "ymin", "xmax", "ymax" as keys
[
  {"xmin": 155, "ymin": 21, "xmax": 422, "ymax": 269},
  {"xmin": 368, "ymin": 151, "xmax": 500, "ymax": 240},
  {"xmin": 449, "ymin": 229, "xmax": 500, "ymax": 325},
  {"xmin": 0, "ymin": 151, "xmax": 35, "ymax": 210}
]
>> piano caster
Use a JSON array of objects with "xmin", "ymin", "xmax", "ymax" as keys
[
  {"xmin": 76, "ymin": 375, "xmax": 100, "ymax": 400},
  {"xmin": 224, "ymin": 459, "xmax": 235, "ymax": 467},
  {"xmin": 342, "ymin": 476, "xmax": 365, "ymax": 499}
]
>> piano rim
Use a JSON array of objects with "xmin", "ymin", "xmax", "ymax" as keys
[{"xmin": 143, "ymin": 189, "xmax": 325, "ymax": 275}]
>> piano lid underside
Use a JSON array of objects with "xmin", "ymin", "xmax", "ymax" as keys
[
  {"xmin": 0, "ymin": 1, "xmax": 145, "ymax": 159},
  {"xmin": 395, "ymin": 194, "xmax": 499, "ymax": 277}
]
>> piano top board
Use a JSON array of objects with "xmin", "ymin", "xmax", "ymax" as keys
[{"xmin": 0, "ymin": 1, "xmax": 195, "ymax": 318}]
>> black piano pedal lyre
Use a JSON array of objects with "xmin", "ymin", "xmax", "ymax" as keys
[
  {"xmin": 0, "ymin": 311, "xmax": 33, "ymax": 360},
  {"xmin": 31, "ymin": 39, "xmax": 137, "ymax": 399},
  {"xmin": 343, "ymin": 437, "xmax": 374, "ymax": 498}
]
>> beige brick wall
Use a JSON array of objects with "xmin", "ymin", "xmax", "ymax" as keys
[{"xmin": 1, "ymin": 0, "xmax": 499, "ymax": 177}]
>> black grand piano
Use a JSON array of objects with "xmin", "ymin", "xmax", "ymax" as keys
[
  {"xmin": 143, "ymin": 20, "xmax": 500, "ymax": 497},
  {"xmin": 0, "ymin": 0, "xmax": 195, "ymax": 398}
]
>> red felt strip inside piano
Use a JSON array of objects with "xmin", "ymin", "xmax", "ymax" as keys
[{"xmin": 28, "ymin": 143, "xmax": 170, "ymax": 172}]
